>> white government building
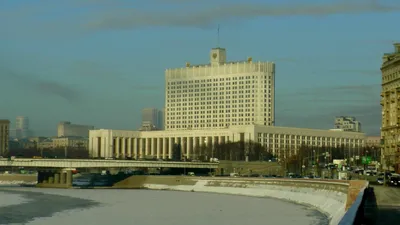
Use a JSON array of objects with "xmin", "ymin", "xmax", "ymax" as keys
[
  {"xmin": 89, "ymin": 48, "xmax": 366, "ymax": 159},
  {"xmin": 165, "ymin": 47, "xmax": 275, "ymax": 129}
]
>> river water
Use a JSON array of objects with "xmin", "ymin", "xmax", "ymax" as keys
[{"xmin": 0, "ymin": 186, "xmax": 328, "ymax": 225}]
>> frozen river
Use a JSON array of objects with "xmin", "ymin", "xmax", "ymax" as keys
[{"xmin": 0, "ymin": 186, "xmax": 328, "ymax": 225}]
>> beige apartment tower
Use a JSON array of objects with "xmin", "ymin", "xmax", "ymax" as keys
[
  {"xmin": 165, "ymin": 48, "xmax": 275, "ymax": 130},
  {"xmin": 0, "ymin": 120, "xmax": 10, "ymax": 156},
  {"xmin": 381, "ymin": 43, "xmax": 400, "ymax": 171}
]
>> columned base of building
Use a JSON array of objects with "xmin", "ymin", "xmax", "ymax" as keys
[{"xmin": 89, "ymin": 125, "xmax": 365, "ymax": 160}]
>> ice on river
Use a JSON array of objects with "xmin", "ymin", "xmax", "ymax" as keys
[{"xmin": 0, "ymin": 188, "xmax": 328, "ymax": 225}]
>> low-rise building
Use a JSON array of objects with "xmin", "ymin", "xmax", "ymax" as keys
[
  {"xmin": 28, "ymin": 137, "xmax": 48, "ymax": 144},
  {"xmin": 52, "ymin": 136, "xmax": 88, "ymax": 149},
  {"xmin": 89, "ymin": 125, "xmax": 365, "ymax": 160},
  {"xmin": 37, "ymin": 139, "xmax": 54, "ymax": 150}
]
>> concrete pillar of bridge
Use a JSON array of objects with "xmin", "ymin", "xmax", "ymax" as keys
[
  {"xmin": 42, "ymin": 172, "xmax": 52, "ymax": 184},
  {"xmin": 54, "ymin": 173, "xmax": 60, "ymax": 184},
  {"xmin": 48, "ymin": 175, "xmax": 54, "ymax": 184},
  {"xmin": 60, "ymin": 172, "xmax": 66, "ymax": 184},
  {"xmin": 66, "ymin": 170, "xmax": 72, "ymax": 186}
]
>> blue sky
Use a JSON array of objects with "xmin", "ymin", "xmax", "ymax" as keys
[{"xmin": 0, "ymin": 0, "xmax": 399, "ymax": 136}]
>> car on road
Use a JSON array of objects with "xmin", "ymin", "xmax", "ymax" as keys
[
  {"xmin": 72, "ymin": 177, "xmax": 92, "ymax": 187},
  {"xmin": 388, "ymin": 176, "xmax": 400, "ymax": 187},
  {"xmin": 377, "ymin": 177, "xmax": 384, "ymax": 185}
]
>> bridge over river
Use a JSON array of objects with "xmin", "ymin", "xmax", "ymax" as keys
[{"xmin": 0, "ymin": 158, "xmax": 218, "ymax": 169}]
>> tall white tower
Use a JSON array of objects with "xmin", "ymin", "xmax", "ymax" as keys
[{"xmin": 210, "ymin": 48, "xmax": 226, "ymax": 66}]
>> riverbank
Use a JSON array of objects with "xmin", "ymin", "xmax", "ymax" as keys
[{"xmin": 1, "ymin": 173, "xmax": 366, "ymax": 225}]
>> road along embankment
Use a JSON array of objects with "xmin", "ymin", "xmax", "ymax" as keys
[{"xmin": 113, "ymin": 176, "xmax": 367, "ymax": 225}]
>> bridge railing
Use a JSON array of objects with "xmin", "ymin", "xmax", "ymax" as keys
[
  {"xmin": 0, "ymin": 158, "xmax": 219, "ymax": 169},
  {"xmin": 1, "ymin": 158, "xmax": 218, "ymax": 164}
]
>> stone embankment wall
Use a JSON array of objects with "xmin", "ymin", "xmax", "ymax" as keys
[
  {"xmin": 0, "ymin": 174, "xmax": 37, "ymax": 185},
  {"xmin": 114, "ymin": 176, "xmax": 366, "ymax": 225}
]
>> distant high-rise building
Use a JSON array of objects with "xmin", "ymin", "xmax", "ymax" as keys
[
  {"xmin": 57, "ymin": 121, "xmax": 94, "ymax": 137},
  {"xmin": 139, "ymin": 108, "xmax": 164, "ymax": 131},
  {"xmin": 164, "ymin": 47, "xmax": 275, "ymax": 130},
  {"xmin": 0, "ymin": 119, "xmax": 10, "ymax": 156},
  {"xmin": 15, "ymin": 116, "xmax": 31, "ymax": 139},
  {"xmin": 334, "ymin": 116, "xmax": 361, "ymax": 132},
  {"xmin": 158, "ymin": 108, "xmax": 165, "ymax": 130}
]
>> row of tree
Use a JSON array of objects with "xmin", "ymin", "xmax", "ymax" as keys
[
  {"xmin": 181, "ymin": 140, "xmax": 275, "ymax": 161},
  {"xmin": 282, "ymin": 145, "xmax": 381, "ymax": 175},
  {"xmin": 179, "ymin": 141, "xmax": 380, "ymax": 163}
]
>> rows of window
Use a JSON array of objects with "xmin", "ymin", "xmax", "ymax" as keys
[
  {"xmin": 259, "ymin": 139, "xmax": 361, "ymax": 145},
  {"xmin": 165, "ymin": 74, "xmax": 274, "ymax": 130},
  {"xmin": 256, "ymin": 133, "xmax": 363, "ymax": 149},
  {"xmin": 382, "ymin": 79, "xmax": 400, "ymax": 92},
  {"xmin": 166, "ymin": 103, "xmax": 273, "ymax": 115},
  {"xmin": 382, "ymin": 65, "xmax": 400, "ymax": 84},
  {"xmin": 167, "ymin": 75, "xmax": 272, "ymax": 86},
  {"xmin": 168, "ymin": 92, "xmax": 272, "ymax": 99},
  {"xmin": 258, "ymin": 133, "xmax": 362, "ymax": 142}
]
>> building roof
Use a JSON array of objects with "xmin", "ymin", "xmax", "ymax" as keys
[{"xmin": 0, "ymin": 119, "xmax": 10, "ymax": 124}]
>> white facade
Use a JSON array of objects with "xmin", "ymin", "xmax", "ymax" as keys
[
  {"xmin": 334, "ymin": 116, "xmax": 361, "ymax": 132},
  {"xmin": 165, "ymin": 48, "xmax": 275, "ymax": 131},
  {"xmin": 0, "ymin": 120, "xmax": 10, "ymax": 155},
  {"xmin": 89, "ymin": 125, "xmax": 365, "ymax": 160},
  {"xmin": 57, "ymin": 121, "xmax": 94, "ymax": 137}
]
